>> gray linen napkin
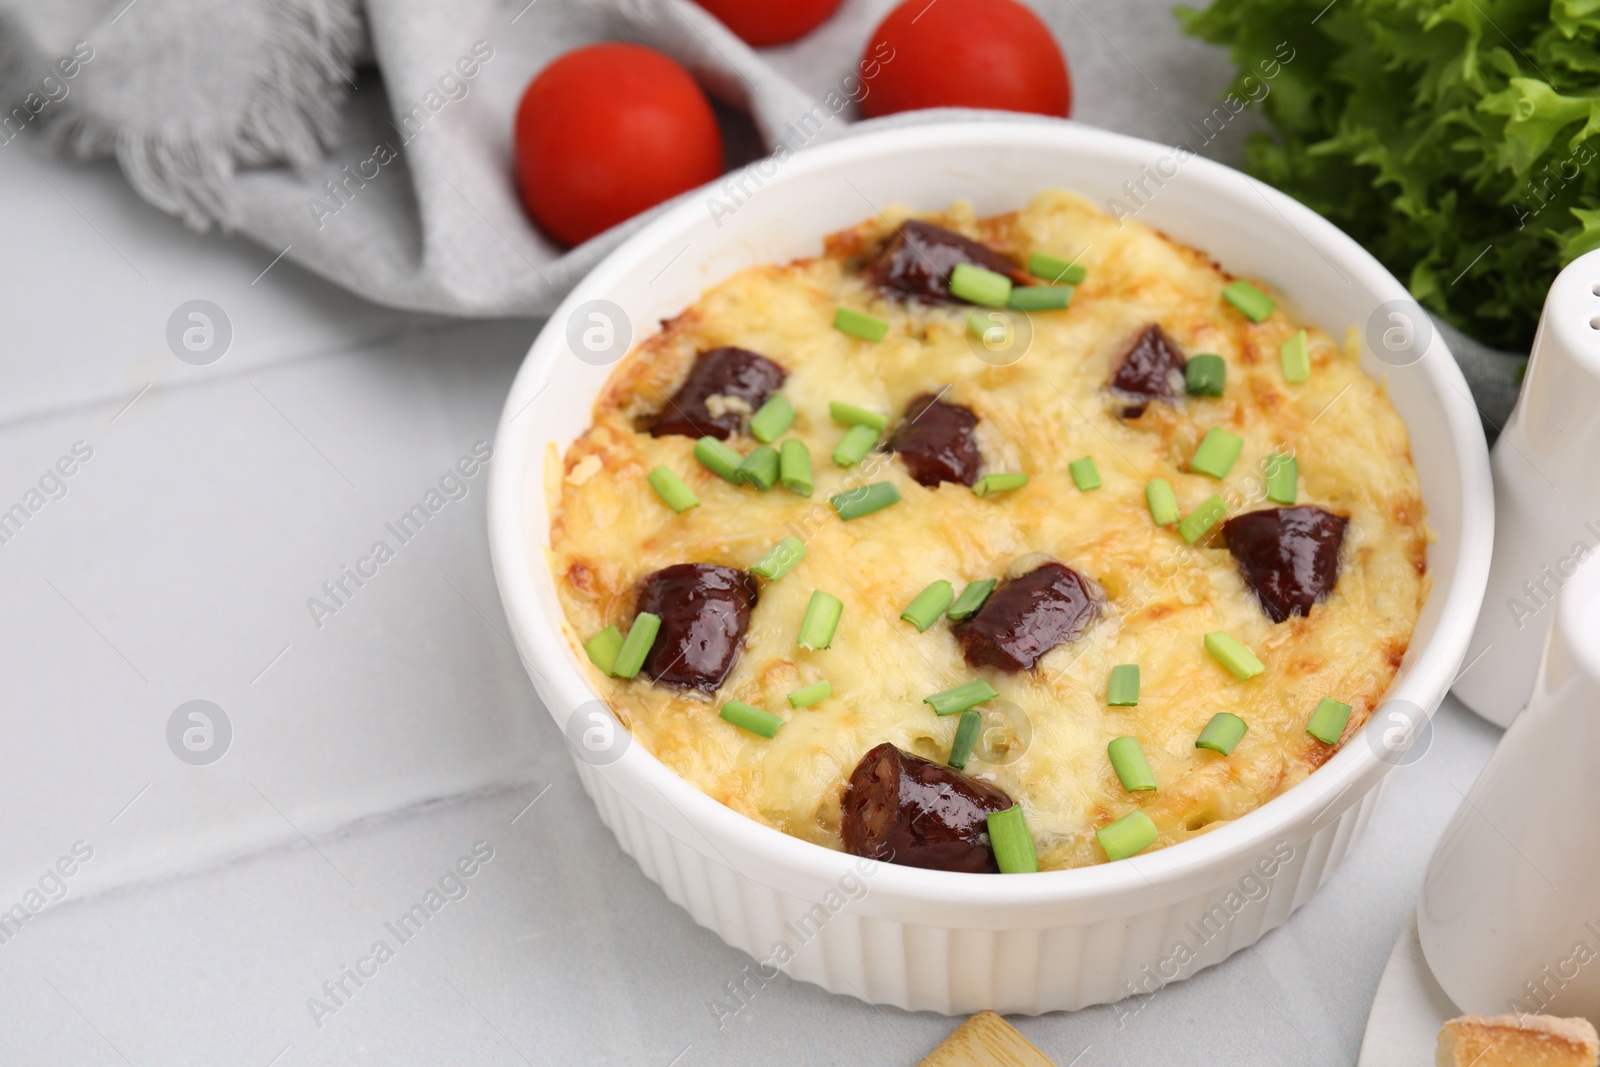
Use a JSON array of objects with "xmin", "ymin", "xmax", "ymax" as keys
[{"xmin": 0, "ymin": 0, "xmax": 1522, "ymax": 428}]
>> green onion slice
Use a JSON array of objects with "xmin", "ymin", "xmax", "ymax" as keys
[
  {"xmin": 797, "ymin": 590, "xmax": 843, "ymax": 650},
  {"xmin": 1107, "ymin": 664, "xmax": 1140, "ymax": 707},
  {"xmin": 693, "ymin": 436, "xmax": 744, "ymax": 483},
  {"xmin": 780, "ymin": 439, "xmax": 813, "ymax": 497},
  {"xmin": 720, "ymin": 700, "xmax": 784, "ymax": 738},
  {"xmin": 611, "ymin": 613, "xmax": 661, "ymax": 679},
  {"xmin": 830, "ymin": 482, "xmax": 901, "ymax": 521},
  {"xmin": 832, "ymin": 423, "xmax": 880, "ymax": 468},
  {"xmin": 736, "ymin": 444, "xmax": 780, "ymax": 491},
  {"xmin": 1146, "ymin": 479, "xmax": 1180, "ymax": 526},
  {"xmin": 750, "ymin": 536, "xmax": 807, "ymax": 581},
  {"xmin": 1196, "ymin": 711, "xmax": 1249, "ymax": 754},
  {"xmin": 1185, "ymin": 353, "xmax": 1226, "ymax": 397},
  {"xmin": 1008, "ymin": 285, "xmax": 1073, "ymax": 311},
  {"xmin": 583, "ymin": 626, "xmax": 623, "ymax": 674},
  {"xmin": 828, "ymin": 401, "xmax": 888, "ymax": 430},
  {"xmin": 949, "ymin": 263, "xmax": 1013, "ymax": 308},
  {"xmin": 1307, "ymin": 697, "xmax": 1353, "ymax": 744},
  {"xmin": 1223, "ymin": 280, "xmax": 1275, "ymax": 322},
  {"xmin": 1177, "ymin": 494, "xmax": 1227, "ymax": 544},
  {"xmin": 924, "ymin": 679, "xmax": 999, "ymax": 716},
  {"xmin": 901, "ymin": 580, "xmax": 955, "ymax": 632},
  {"xmin": 1107, "ymin": 736, "xmax": 1157, "ymax": 792},
  {"xmin": 1069, "ymin": 456, "xmax": 1102, "ymax": 491},
  {"xmin": 833, "ymin": 307, "xmax": 889, "ymax": 343},
  {"xmin": 1281, "ymin": 329, "xmax": 1311, "ymax": 383},
  {"xmin": 787, "ymin": 680, "xmax": 832, "ymax": 708},
  {"xmin": 987, "ymin": 806, "xmax": 1039, "ymax": 873},
  {"xmin": 1028, "ymin": 252, "xmax": 1087, "ymax": 285},
  {"xmin": 948, "ymin": 709, "xmax": 983, "ymax": 770},
  {"xmin": 1190, "ymin": 427, "xmax": 1243, "ymax": 480},
  {"xmin": 1203, "ymin": 631, "xmax": 1264, "ymax": 679},
  {"xmin": 1265, "ymin": 453, "xmax": 1297, "ymax": 505},
  {"xmin": 1097, "ymin": 810, "xmax": 1158, "ymax": 861},
  {"xmin": 947, "ymin": 579, "xmax": 997, "ymax": 621},
  {"xmin": 748, "ymin": 396, "xmax": 795, "ymax": 443},
  {"xmin": 646, "ymin": 466, "xmax": 700, "ymax": 513},
  {"xmin": 972, "ymin": 472, "xmax": 1029, "ymax": 497}
]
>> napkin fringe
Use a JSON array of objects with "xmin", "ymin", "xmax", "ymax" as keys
[{"xmin": 41, "ymin": 0, "xmax": 366, "ymax": 232}]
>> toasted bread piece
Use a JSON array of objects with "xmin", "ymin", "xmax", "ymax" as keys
[
  {"xmin": 1437, "ymin": 1013, "xmax": 1599, "ymax": 1067},
  {"xmin": 920, "ymin": 1011, "xmax": 1055, "ymax": 1067}
]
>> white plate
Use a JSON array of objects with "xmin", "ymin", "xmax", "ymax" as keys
[{"xmin": 1359, "ymin": 913, "xmax": 1459, "ymax": 1067}]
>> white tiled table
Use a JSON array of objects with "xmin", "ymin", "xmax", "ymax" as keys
[{"xmin": 0, "ymin": 11, "xmax": 1502, "ymax": 1060}]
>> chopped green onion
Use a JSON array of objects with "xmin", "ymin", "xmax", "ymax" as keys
[
  {"xmin": 780, "ymin": 439, "xmax": 813, "ymax": 496},
  {"xmin": 948, "ymin": 709, "xmax": 983, "ymax": 770},
  {"xmin": 1097, "ymin": 810, "xmax": 1158, "ymax": 861},
  {"xmin": 1281, "ymin": 329, "xmax": 1311, "ymax": 383},
  {"xmin": 1265, "ymin": 453, "xmax": 1297, "ymax": 505},
  {"xmin": 901, "ymin": 580, "xmax": 955, "ymax": 632},
  {"xmin": 987, "ymin": 806, "xmax": 1039, "ymax": 873},
  {"xmin": 736, "ymin": 444, "xmax": 780, "ymax": 491},
  {"xmin": 1008, "ymin": 285, "xmax": 1073, "ymax": 311},
  {"xmin": 611, "ymin": 613, "xmax": 661, "ymax": 679},
  {"xmin": 949, "ymin": 263, "xmax": 1013, "ymax": 307},
  {"xmin": 1190, "ymin": 427, "xmax": 1243, "ymax": 480},
  {"xmin": 1177, "ymin": 494, "xmax": 1227, "ymax": 544},
  {"xmin": 947, "ymin": 579, "xmax": 996, "ymax": 621},
  {"xmin": 1107, "ymin": 736, "xmax": 1157, "ymax": 792},
  {"xmin": 694, "ymin": 436, "xmax": 744, "ymax": 483},
  {"xmin": 833, "ymin": 307, "xmax": 889, "ymax": 343},
  {"xmin": 1223, "ymin": 280, "xmax": 1275, "ymax": 322},
  {"xmin": 1146, "ymin": 479, "xmax": 1180, "ymax": 526},
  {"xmin": 1185, "ymin": 353, "xmax": 1226, "ymax": 397},
  {"xmin": 583, "ymin": 626, "xmax": 623, "ymax": 674},
  {"xmin": 797, "ymin": 590, "xmax": 843, "ymax": 650},
  {"xmin": 1107, "ymin": 664, "xmax": 1140, "ymax": 707},
  {"xmin": 832, "ymin": 424, "xmax": 880, "ymax": 468},
  {"xmin": 924, "ymin": 679, "xmax": 999, "ymax": 716},
  {"xmin": 1069, "ymin": 456, "xmax": 1102, "ymax": 491},
  {"xmin": 1204, "ymin": 631, "xmax": 1265, "ymax": 679},
  {"xmin": 1307, "ymin": 697, "xmax": 1353, "ymax": 744},
  {"xmin": 646, "ymin": 466, "xmax": 700, "ymax": 513},
  {"xmin": 828, "ymin": 402, "xmax": 888, "ymax": 430},
  {"xmin": 1028, "ymin": 252, "xmax": 1087, "ymax": 285},
  {"xmin": 748, "ymin": 396, "xmax": 795, "ymax": 443},
  {"xmin": 830, "ymin": 482, "xmax": 900, "ymax": 521},
  {"xmin": 720, "ymin": 700, "xmax": 784, "ymax": 738},
  {"xmin": 751, "ymin": 537, "xmax": 807, "ymax": 581},
  {"xmin": 1196, "ymin": 712, "xmax": 1249, "ymax": 754},
  {"xmin": 972, "ymin": 472, "xmax": 1029, "ymax": 496},
  {"xmin": 968, "ymin": 310, "xmax": 1006, "ymax": 347},
  {"xmin": 787, "ymin": 680, "xmax": 832, "ymax": 708}
]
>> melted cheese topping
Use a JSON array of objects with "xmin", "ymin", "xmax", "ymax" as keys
[{"xmin": 546, "ymin": 191, "xmax": 1429, "ymax": 870}]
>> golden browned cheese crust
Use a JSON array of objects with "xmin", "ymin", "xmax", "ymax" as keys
[{"xmin": 546, "ymin": 191, "xmax": 1429, "ymax": 870}]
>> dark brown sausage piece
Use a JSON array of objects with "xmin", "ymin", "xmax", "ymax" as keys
[
  {"xmin": 886, "ymin": 393, "xmax": 982, "ymax": 487},
  {"xmin": 840, "ymin": 743, "xmax": 1014, "ymax": 874},
  {"xmin": 954, "ymin": 562, "xmax": 1101, "ymax": 672},
  {"xmin": 867, "ymin": 219, "xmax": 1026, "ymax": 305},
  {"xmin": 1110, "ymin": 324, "xmax": 1187, "ymax": 417},
  {"xmin": 1222, "ymin": 506, "xmax": 1349, "ymax": 623},
  {"xmin": 650, "ymin": 347, "xmax": 787, "ymax": 440},
  {"xmin": 636, "ymin": 564, "xmax": 759, "ymax": 692}
]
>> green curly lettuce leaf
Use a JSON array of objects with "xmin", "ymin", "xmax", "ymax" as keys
[{"xmin": 1180, "ymin": 0, "xmax": 1600, "ymax": 349}]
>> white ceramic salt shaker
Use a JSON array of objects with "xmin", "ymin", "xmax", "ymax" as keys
[
  {"xmin": 1420, "ymin": 549, "xmax": 1600, "ymax": 1017},
  {"xmin": 1453, "ymin": 248, "xmax": 1600, "ymax": 727}
]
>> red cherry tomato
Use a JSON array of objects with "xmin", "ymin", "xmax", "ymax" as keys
[
  {"xmin": 695, "ymin": 0, "xmax": 843, "ymax": 47},
  {"xmin": 860, "ymin": 0, "xmax": 1071, "ymax": 119},
  {"xmin": 515, "ymin": 44, "xmax": 723, "ymax": 248}
]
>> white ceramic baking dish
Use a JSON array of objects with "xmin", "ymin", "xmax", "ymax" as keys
[{"xmin": 488, "ymin": 120, "xmax": 1493, "ymax": 1014}]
